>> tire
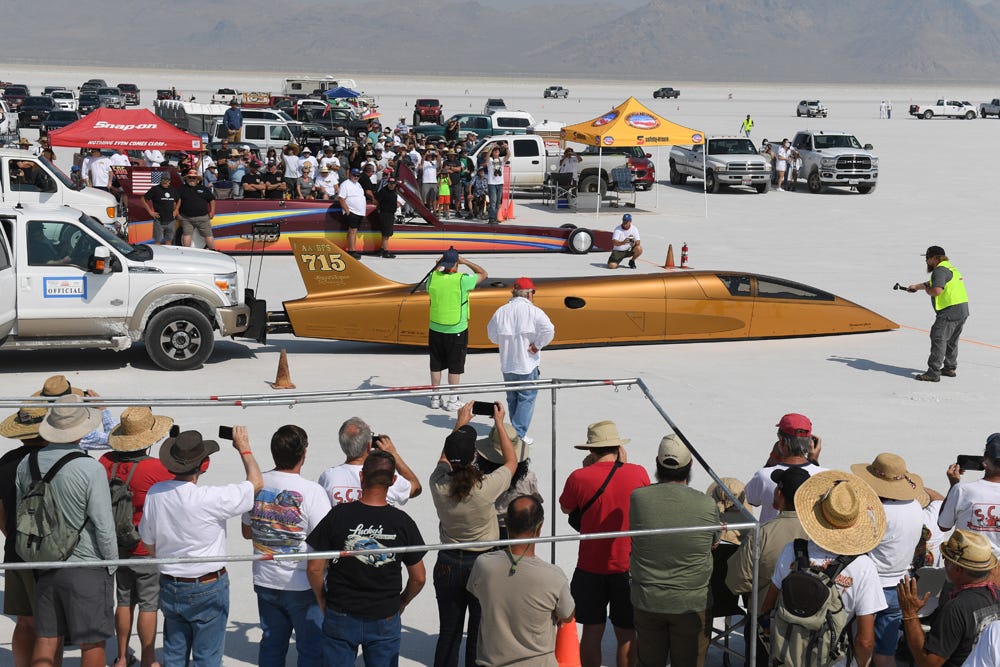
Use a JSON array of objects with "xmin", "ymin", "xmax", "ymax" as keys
[
  {"xmin": 856, "ymin": 183, "xmax": 876, "ymax": 194},
  {"xmin": 980, "ymin": 110, "xmax": 987, "ymax": 118},
  {"xmin": 578, "ymin": 175, "xmax": 606, "ymax": 196},
  {"xmin": 144, "ymin": 305, "xmax": 215, "ymax": 371},
  {"xmin": 922, "ymin": 110, "xmax": 933, "ymax": 119},
  {"xmin": 807, "ymin": 170, "xmax": 823, "ymax": 193},
  {"xmin": 966, "ymin": 111, "xmax": 976, "ymax": 120},
  {"xmin": 755, "ymin": 181, "xmax": 770, "ymax": 194},
  {"xmin": 796, "ymin": 110, "xmax": 802, "ymax": 117},
  {"xmin": 559, "ymin": 223, "xmax": 577, "ymax": 229},
  {"xmin": 412, "ymin": 113, "xmax": 419, "ymax": 125},
  {"xmin": 669, "ymin": 164, "xmax": 683, "ymax": 185},
  {"xmin": 705, "ymin": 170, "xmax": 720, "ymax": 194},
  {"xmin": 566, "ymin": 227, "xmax": 593, "ymax": 254}
]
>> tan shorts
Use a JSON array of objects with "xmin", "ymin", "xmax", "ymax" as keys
[
  {"xmin": 3, "ymin": 568, "xmax": 35, "ymax": 616},
  {"xmin": 179, "ymin": 214, "xmax": 213, "ymax": 238}
]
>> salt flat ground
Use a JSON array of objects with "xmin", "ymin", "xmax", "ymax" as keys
[{"xmin": 2, "ymin": 64, "xmax": 1000, "ymax": 666}]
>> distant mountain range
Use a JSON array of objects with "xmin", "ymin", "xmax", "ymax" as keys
[{"xmin": 7, "ymin": 0, "xmax": 1000, "ymax": 83}]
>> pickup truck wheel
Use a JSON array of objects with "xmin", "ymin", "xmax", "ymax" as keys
[
  {"xmin": 669, "ymin": 164, "xmax": 684, "ymax": 185},
  {"xmin": 796, "ymin": 110, "xmax": 802, "ymax": 117},
  {"xmin": 705, "ymin": 170, "xmax": 720, "ymax": 194},
  {"xmin": 578, "ymin": 175, "xmax": 606, "ymax": 196},
  {"xmin": 144, "ymin": 306, "xmax": 214, "ymax": 371},
  {"xmin": 755, "ymin": 181, "xmax": 770, "ymax": 194},
  {"xmin": 922, "ymin": 110, "xmax": 933, "ymax": 119},
  {"xmin": 807, "ymin": 170, "xmax": 823, "ymax": 193},
  {"xmin": 856, "ymin": 183, "xmax": 876, "ymax": 194},
  {"xmin": 965, "ymin": 111, "xmax": 976, "ymax": 120},
  {"xmin": 566, "ymin": 227, "xmax": 593, "ymax": 254}
]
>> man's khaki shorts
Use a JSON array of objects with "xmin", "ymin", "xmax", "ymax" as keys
[{"xmin": 179, "ymin": 214, "xmax": 213, "ymax": 238}]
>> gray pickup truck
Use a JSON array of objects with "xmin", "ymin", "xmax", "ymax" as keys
[
  {"xmin": 980, "ymin": 99, "xmax": 1000, "ymax": 118},
  {"xmin": 791, "ymin": 130, "xmax": 878, "ymax": 194},
  {"xmin": 669, "ymin": 136, "xmax": 771, "ymax": 193}
]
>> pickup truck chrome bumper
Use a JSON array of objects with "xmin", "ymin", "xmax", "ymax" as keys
[{"xmin": 218, "ymin": 304, "xmax": 252, "ymax": 336}]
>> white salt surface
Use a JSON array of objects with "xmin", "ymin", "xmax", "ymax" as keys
[{"xmin": 2, "ymin": 64, "xmax": 1000, "ymax": 666}]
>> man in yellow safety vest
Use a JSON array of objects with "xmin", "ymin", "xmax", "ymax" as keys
[{"xmin": 907, "ymin": 245, "xmax": 970, "ymax": 382}]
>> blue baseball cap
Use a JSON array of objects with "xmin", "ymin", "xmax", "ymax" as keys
[
  {"xmin": 350, "ymin": 167, "xmax": 361, "ymax": 175},
  {"xmin": 439, "ymin": 248, "xmax": 459, "ymax": 268},
  {"xmin": 622, "ymin": 213, "xmax": 632, "ymax": 222}
]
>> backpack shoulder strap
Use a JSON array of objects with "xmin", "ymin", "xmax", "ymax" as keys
[
  {"xmin": 28, "ymin": 449, "xmax": 42, "ymax": 481},
  {"xmin": 41, "ymin": 451, "xmax": 90, "ymax": 483},
  {"xmin": 793, "ymin": 538, "xmax": 811, "ymax": 572},
  {"xmin": 123, "ymin": 460, "xmax": 142, "ymax": 487},
  {"xmin": 824, "ymin": 554, "xmax": 858, "ymax": 584}
]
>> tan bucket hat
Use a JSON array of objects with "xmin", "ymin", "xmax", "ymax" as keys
[
  {"xmin": 941, "ymin": 530, "xmax": 998, "ymax": 572},
  {"xmin": 796, "ymin": 470, "xmax": 887, "ymax": 555},
  {"xmin": 575, "ymin": 420, "xmax": 631, "ymax": 450},
  {"xmin": 475, "ymin": 423, "xmax": 527, "ymax": 463},
  {"xmin": 707, "ymin": 477, "xmax": 747, "ymax": 515},
  {"xmin": 0, "ymin": 406, "xmax": 48, "ymax": 440},
  {"xmin": 108, "ymin": 407, "xmax": 173, "ymax": 452},
  {"xmin": 850, "ymin": 453, "xmax": 924, "ymax": 502},
  {"xmin": 38, "ymin": 395, "xmax": 102, "ymax": 444},
  {"xmin": 33, "ymin": 374, "xmax": 85, "ymax": 399}
]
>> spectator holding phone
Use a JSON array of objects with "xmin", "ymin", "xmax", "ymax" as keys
[
  {"xmin": 939, "ymin": 433, "xmax": 1000, "ymax": 557},
  {"xmin": 429, "ymin": 402, "xmax": 518, "ymax": 667}
]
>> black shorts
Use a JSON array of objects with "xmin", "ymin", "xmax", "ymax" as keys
[
  {"xmin": 571, "ymin": 568, "xmax": 634, "ymax": 629},
  {"xmin": 345, "ymin": 212, "xmax": 364, "ymax": 229},
  {"xmin": 608, "ymin": 249, "xmax": 635, "ymax": 265},
  {"xmin": 35, "ymin": 566, "xmax": 114, "ymax": 644},
  {"xmin": 379, "ymin": 212, "xmax": 395, "ymax": 237},
  {"xmin": 429, "ymin": 328, "xmax": 469, "ymax": 374}
]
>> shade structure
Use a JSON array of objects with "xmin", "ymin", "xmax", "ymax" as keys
[
  {"xmin": 324, "ymin": 86, "xmax": 362, "ymax": 99},
  {"xmin": 47, "ymin": 108, "xmax": 203, "ymax": 151},
  {"xmin": 560, "ymin": 97, "xmax": 704, "ymax": 148}
]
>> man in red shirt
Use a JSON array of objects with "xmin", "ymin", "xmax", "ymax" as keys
[
  {"xmin": 560, "ymin": 421, "xmax": 650, "ymax": 667},
  {"xmin": 99, "ymin": 407, "xmax": 175, "ymax": 667}
]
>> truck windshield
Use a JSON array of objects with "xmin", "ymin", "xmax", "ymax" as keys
[
  {"xmin": 77, "ymin": 213, "xmax": 135, "ymax": 256},
  {"xmin": 813, "ymin": 135, "xmax": 863, "ymax": 150},
  {"xmin": 38, "ymin": 156, "xmax": 79, "ymax": 191},
  {"xmin": 708, "ymin": 139, "xmax": 757, "ymax": 155}
]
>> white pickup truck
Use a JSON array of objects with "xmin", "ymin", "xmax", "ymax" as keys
[
  {"xmin": 0, "ymin": 204, "xmax": 256, "ymax": 370},
  {"xmin": 908, "ymin": 99, "xmax": 977, "ymax": 120},
  {"xmin": 1, "ymin": 148, "xmax": 120, "ymax": 230},
  {"xmin": 791, "ymin": 130, "xmax": 878, "ymax": 194},
  {"xmin": 669, "ymin": 136, "xmax": 771, "ymax": 193}
]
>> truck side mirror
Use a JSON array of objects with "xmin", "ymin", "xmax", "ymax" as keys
[
  {"xmin": 89, "ymin": 245, "xmax": 112, "ymax": 274},
  {"xmin": 863, "ymin": 143, "xmax": 873, "ymax": 150}
]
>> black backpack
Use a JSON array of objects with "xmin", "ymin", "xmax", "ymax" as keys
[{"xmin": 108, "ymin": 459, "xmax": 148, "ymax": 554}]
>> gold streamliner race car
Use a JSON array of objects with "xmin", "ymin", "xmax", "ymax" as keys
[{"xmin": 256, "ymin": 239, "xmax": 899, "ymax": 348}]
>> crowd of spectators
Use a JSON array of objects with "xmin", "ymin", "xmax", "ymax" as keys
[{"xmin": 4, "ymin": 378, "xmax": 1000, "ymax": 667}]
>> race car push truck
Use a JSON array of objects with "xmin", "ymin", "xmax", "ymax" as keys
[{"xmin": 0, "ymin": 204, "xmax": 258, "ymax": 370}]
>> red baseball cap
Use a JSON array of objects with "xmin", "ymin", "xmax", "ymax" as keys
[
  {"xmin": 776, "ymin": 413, "xmax": 812, "ymax": 437},
  {"xmin": 513, "ymin": 277, "xmax": 535, "ymax": 290}
]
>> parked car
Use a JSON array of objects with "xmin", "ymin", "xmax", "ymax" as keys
[
  {"xmin": 0, "ymin": 100, "xmax": 18, "ymax": 136},
  {"xmin": 18, "ymin": 96, "xmax": 56, "ymax": 128},
  {"xmin": 117, "ymin": 83, "xmax": 140, "ymax": 106},
  {"xmin": 669, "ymin": 136, "xmax": 771, "ymax": 193},
  {"xmin": 979, "ymin": 98, "xmax": 1000, "ymax": 118},
  {"xmin": 78, "ymin": 92, "xmax": 101, "ymax": 114},
  {"xmin": 50, "ymin": 89, "xmax": 78, "ymax": 111},
  {"xmin": 80, "ymin": 80, "xmax": 104, "ymax": 94},
  {"xmin": 796, "ymin": 100, "xmax": 828, "ymax": 117},
  {"xmin": 42, "ymin": 86, "xmax": 69, "ymax": 95},
  {"xmin": 909, "ymin": 99, "xmax": 977, "ymax": 119},
  {"xmin": 483, "ymin": 98, "xmax": 506, "ymax": 114},
  {"xmin": 40, "ymin": 110, "xmax": 81, "ymax": 133},
  {"xmin": 156, "ymin": 89, "xmax": 177, "ymax": 101},
  {"xmin": 96, "ymin": 87, "xmax": 125, "ymax": 109},
  {"xmin": 653, "ymin": 87, "xmax": 681, "ymax": 99},
  {"xmin": 2, "ymin": 85, "xmax": 30, "ymax": 110},
  {"xmin": 543, "ymin": 86, "xmax": 569, "ymax": 99},
  {"xmin": 580, "ymin": 145, "xmax": 657, "ymax": 190},
  {"xmin": 413, "ymin": 98, "xmax": 443, "ymax": 124},
  {"xmin": 792, "ymin": 130, "xmax": 878, "ymax": 194}
]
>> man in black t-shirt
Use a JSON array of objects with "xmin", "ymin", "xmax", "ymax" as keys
[
  {"xmin": 142, "ymin": 176, "xmax": 179, "ymax": 244},
  {"xmin": 241, "ymin": 162, "xmax": 265, "ymax": 199},
  {"xmin": 306, "ymin": 450, "xmax": 426, "ymax": 666},
  {"xmin": 263, "ymin": 162, "xmax": 286, "ymax": 200},
  {"xmin": 176, "ymin": 169, "xmax": 217, "ymax": 249},
  {"xmin": 374, "ymin": 178, "xmax": 399, "ymax": 259}
]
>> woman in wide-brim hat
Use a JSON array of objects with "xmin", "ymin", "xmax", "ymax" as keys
[
  {"xmin": 474, "ymin": 423, "xmax": 541, "ymax": 536},
  {"xmin": 0, "ymin": 406, "xmax": 48, "ymax": 441},
  {"xmin": 796, "ymin": 470, "xmax": 887, "ymax": 556}
]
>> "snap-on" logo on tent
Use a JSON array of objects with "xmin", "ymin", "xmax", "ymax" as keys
[{"xmin": 93, "ymin": 121, "xmax": 160, "ymax": 131}]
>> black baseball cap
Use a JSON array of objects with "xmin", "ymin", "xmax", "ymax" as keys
[
  {"xmin": 924, "ymin": 245, "xmax": 946, "ymax": 258},
  {"xmin": 771, "ymin": 467, "xmax": 811, "ymax": 503},
  {"xmin": 985, "ymin": 433, "xmax": 1000, "ymax": 462}
]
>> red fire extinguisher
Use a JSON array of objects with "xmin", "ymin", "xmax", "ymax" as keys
[{"xmin": 681, "ymin": 242, "xmax": 689, "ymax": 268}]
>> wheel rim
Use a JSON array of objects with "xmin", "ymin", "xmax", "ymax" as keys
[
  {"xmin": 569, "ymin": 229, "xmax": 593, "ymax": 253},
  {"xmin": 159, "ymin": 320, "xmax": 203, "ymax": 361}
]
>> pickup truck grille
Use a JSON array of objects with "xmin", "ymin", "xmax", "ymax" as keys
[
  {"xmin": 837, "ymin": 156, "xmax": 871, "ymax": 171},
  {"xmin": 726, "ymin": 162, "xmax": 767, "ymax": 174}
]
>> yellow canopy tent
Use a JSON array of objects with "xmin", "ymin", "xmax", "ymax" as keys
[{"xmin": 561, "ymin": 96, "xmax": 706, "ymax": 217}]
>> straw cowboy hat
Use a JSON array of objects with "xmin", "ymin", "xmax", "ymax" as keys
[
  {"xmin": 159, "ymin": 430, "xmax": 219, "ymax": 474},
  {"xmin": 108, "ymin": 407, "xmax": 173, "ymax": 452},
  {"xmin": 575, "ymin": 420, "xmax": 631, "ymax": 450},
  {"xmin": 796, "ymin": 470, "xmax": 887, "ymax": 555},
  {"xmin": 851, "ymin": 453, "xmax": 924, "ymax": 502},
  {"xmin": 475, "ymin": 423, "xmax": 528, "ymax": 464},
  {"xmin": 0, "ymin": 406, "xmax": 48, "ymax": 441},
  {"xmin": 941, "ymin": 530, "xmax": 998, "ymax": 572},
  {"xmin": 33, "ymin": 374, "xmax": 85, "ymax": 399},
  {"xmin": 38, "ymin": 395, "xmax": 103, "ymax": 444}
]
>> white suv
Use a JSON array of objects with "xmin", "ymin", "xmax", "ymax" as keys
[{"xmin": 796, "ymin": 100, "xmax": 828, "ymax": 118}]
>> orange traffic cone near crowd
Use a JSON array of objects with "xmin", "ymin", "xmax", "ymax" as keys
[
  {"xmin": 555, "ymin": 619, "xmax": 581, "ymax": 667},
  {"xmin": 269, "ymin": 349, "xmax": 296, "ymax": 390},
  {"xmin": 663, "ymin": 243, "xmax": 676, "ymax": 269}
]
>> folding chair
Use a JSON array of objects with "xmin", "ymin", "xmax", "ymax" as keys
[
  {"xmin": 710, "ymin": 542, "xmax": 749, "ymax": 667},
  {"xmin": 212, "ymin": 180, "xmax": 234, "ymax": 200},
  {"xmin": 544, "ymin": 172, "xmax": 576, "ymax": 209},
  {"xmin": 609, "ymin": 167, "xmax": 637, "ymax": 208}
]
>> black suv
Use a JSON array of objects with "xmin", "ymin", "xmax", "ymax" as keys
[
  {"xmin": 19, "ymin": 96, "xmax": 56, "ymax": 127},
  {"xmin": 78, "ymin": 92, "xmax": 101, "ymax": 114},
  {"xmin": 653, "ymin": 87, "xmax": 681, "ymax": 99}
]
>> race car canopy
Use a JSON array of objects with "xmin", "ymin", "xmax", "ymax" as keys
[{"xmin": 47, "ymin": 108, "xmax": 203, "ymax": 151}]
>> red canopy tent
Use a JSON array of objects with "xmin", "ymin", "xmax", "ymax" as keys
[{"xmin": 47, "ymin": 108, "xmax": 202, "ymax": 151}]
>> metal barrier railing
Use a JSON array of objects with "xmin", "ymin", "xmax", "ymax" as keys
[{"xmin": 0, "ymin": 377, "xmax": 761, "ymax": 664}]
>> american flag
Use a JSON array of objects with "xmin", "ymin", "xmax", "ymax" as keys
[{"xmin": 115, "ymin": 167, "xmax": 171, "ymax": 195}]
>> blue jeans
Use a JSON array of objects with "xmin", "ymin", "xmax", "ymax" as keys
[
  {"xmin": 434, "ymin": 549, "xmax": 484, "ymax": 667},
  {"xmin": 487, "ymin": 184, "xmax": 502, "ymax": 221},
  {"xmin": 322, "ymin": 608, "xmax": 401, "ymax": 667},
  {"xmin": 874, "ymin": 585, "xmax": 903, "ymax": 656},
  {"xmin": 159, "ymin": 572, "xmax": 229, "ymax": 667},
  {"xmin": 503, "ymin": 368, "xmax": 540, "ymax": 438},
  {"xmin": 255, "ymin": 585, "xmax": 323, "ymax": 667}
]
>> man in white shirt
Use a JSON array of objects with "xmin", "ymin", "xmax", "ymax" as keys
[
  {"xmin": 315, "ymin": 165, "xmax": 339, "ymax": 200},
  {"xmin": 318, "ymin": 417, "xmax": 421, "ymax": 507},
  {"xmin": 139, "ymin": 428, "xmax": 262, "ymax": 667},
  {"xmin": 338, "ymin": 168, "xmax": 367, "ymax": 259},
  {"xmin": 142, "ymin": 149, "xmax": 164, "ymax": 167},
  {"xmin": 763, "ymin": 470, "xmax": 888, "ymax": 667},
  {"xmin": 939, "ymin": 433, "xmax": 1000, "ymax": 557},
  {"xmin": 486, "ymin": 277, "xmax": 555, "ymax": 444},
  {"xmin": 744, "ymin": 413, "xmax": 826, "ymax": 524},
  {"xmin": 558, "ymin": 147, "xmax": 582, "ymax": 179},
  {"xmin": 86, "ymin": 148, "xmax": 113, "ymax": 190},
  {"xmin": 319, "ymin": 146, "xmax": 341, "ymax": 174},
  {"xmin": 241, "ymin": 425, "xmax": 331, "ymax": 667},
  {"xmin": 607, "ymin": 213, "xmax": 643, "ymax": 269},
  {"xmin": 109, "ymin": 149, "xmax": 132, "ymax": 167},
  {"xmin": 420, "ymin": 150, "xmax": 440, "ymax": 209}
]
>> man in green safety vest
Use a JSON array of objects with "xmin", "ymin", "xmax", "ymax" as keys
[
  {"xmin": 427, "ymin": 248, "xmax": 488, "ymax": 410},
  {"xmin": 741, "ymin": 114, "xmax": 754, "ymax": 137},
  {"xmin": 907, "ymin": 245, "xmax": 970, "ymax": 382}
]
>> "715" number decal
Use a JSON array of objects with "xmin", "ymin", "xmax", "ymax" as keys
[{"xmin": 300, "ymin": 254, "xmax": 347, "ymax": 272}]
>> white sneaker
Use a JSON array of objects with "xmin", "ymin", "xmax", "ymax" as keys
[
  {"xmin": 444, "ymin": 398, "xmax": 463, "ymax": 411},
  {"xmin": 430, "ymin": 396, "xmax": 441, "ymax": 409},
  {"xmin": 522, "ymin": 435, "xmax": 535, "ymax": 446}
]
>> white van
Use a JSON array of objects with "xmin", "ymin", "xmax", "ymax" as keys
[{"xmin": 212, "ymin": 117, "xmax": 297, "ymax": 151}]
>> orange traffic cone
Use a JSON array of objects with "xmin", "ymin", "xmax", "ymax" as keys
[
  {"xmin": 503, "ymin": 198, "xmax": 515, "ymax": 220},
  {"xmin": 555, "ymin": 619, "xmax": 581, "ymax": 667},
  {"xmin": 663, "ymin": 243, "xmax": 676, "ymax": 269},
  {"xmin": 269, "ymin": 349, "xmax": 296, "ymax": 390}
]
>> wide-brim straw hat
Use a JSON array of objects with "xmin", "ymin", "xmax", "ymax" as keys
[
  {"xmin": 159, "ymin": 430, "xmax": 219, "ymax": 474},
  {"xmin": 33, "ymin": 374, "xmax": 85, "ymax": 399},
  {"xmin": 109, "ymin": 406, "xmax": 173, "ymax": 452},
  {"xmin": 941, "ymin": 529, "xmax": 998, "ymax": 572},
  {"xmin": 38, "ymin": 395, "xmax": 103, "ymax": 444},
  {"xmin": 0, "ymin": 406, "xmax": 48, "ymax": 440},
  {"xmin": 575, "ymin": 420, "xmax": 631, "ymax": 450},
  {"xmin": 797, "ymin": 470, "xmax": 887, "ymax": 556},
  {"xmin": 707, "ymin": 477, "xmax": 747, "ymax": 514},
  {"xmin": 850, "ymin": 453, "xmax": 924, "ymax": 502},
  {"xmin": 475, "ymin": 423, "xmax": 528, "ymax": 464}
]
